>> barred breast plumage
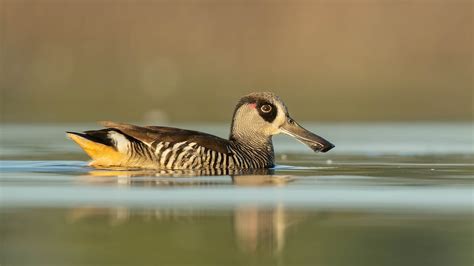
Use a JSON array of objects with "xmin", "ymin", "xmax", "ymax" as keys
[{"xmin": 68, "ymin": 92, "xmax": 334, "ymax": 169}]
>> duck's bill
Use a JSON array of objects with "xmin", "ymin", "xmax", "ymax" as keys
[{"xmin": 280, "ymin": 118, "xmax": 335, "ymax": 153}]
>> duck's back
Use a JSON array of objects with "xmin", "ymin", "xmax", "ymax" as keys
[{"xmin": 67, "ymin": 122, "xmax": 232, "ymax": 169}]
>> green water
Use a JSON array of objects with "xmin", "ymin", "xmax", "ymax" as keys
[{"xmin": 1, "ymin": 123, "xmax": 473, "ymax": 266}]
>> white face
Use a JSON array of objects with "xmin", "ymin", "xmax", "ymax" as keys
[
  {"xmin": 231, "ymin": 92, "xmax": 335, "ymax": 153},
  {"xmin": 231, "ymin": 96, "xmax": 289, "ymax": 137}
]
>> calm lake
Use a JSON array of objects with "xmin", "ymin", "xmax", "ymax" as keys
[{"xmin": 1, "ymin": 123, "xmax": 473, "ymax": 266}]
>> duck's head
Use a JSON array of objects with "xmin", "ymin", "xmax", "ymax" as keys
[{"xmin": 230, "ymin": 92, "xmax": 335, "ymax": 153}]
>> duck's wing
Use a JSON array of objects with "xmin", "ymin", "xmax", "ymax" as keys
[{"xmin": 99, "ymin": 121, "xmax": 231, "ymax": 155}]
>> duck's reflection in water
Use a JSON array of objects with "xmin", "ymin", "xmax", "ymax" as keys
[
  {"xmin": 76, "ymin": 168, "xmax": 294, "ymax": 187},
  {"xmin": 233, "ymin": 204, "xmax": 305, "ymax": 254},
  {"xmin": 70, "ymin": 170, "xmax": 304, "ymax": 254},
  {"xmin": 67, "ymin": 204, "xmax": 304, "ymax": 254}
]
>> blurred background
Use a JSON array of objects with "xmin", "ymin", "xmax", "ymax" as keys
[
  {"xmin": 0, "ymin": 0, "xmax": 472, "ymax": 123},
  {"xmin": 1, "ymin": 2, "xmax": 473, "ymax": 266}
]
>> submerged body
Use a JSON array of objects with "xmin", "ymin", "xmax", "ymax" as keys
[{"xmin": 68, "ymin": 92, "xmax": 334, "ymax": 169}]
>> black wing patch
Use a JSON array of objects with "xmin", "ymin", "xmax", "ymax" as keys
[{"xmin": 66, "ymin": 129, "xmax": 115, "ymax": 147}]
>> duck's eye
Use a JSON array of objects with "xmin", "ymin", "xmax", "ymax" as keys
[{"xmin": 260, "ymin": 104, "xmax": 272, "ymax": 113}]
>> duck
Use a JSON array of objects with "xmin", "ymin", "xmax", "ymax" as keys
[{"xmin": 67, "ymin": 92, "xmax": 334, "ymax": 169}]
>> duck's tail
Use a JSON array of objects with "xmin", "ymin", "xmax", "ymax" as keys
[{"xmin": 66, "ymin": 130, "xmax": 131, "ymax": 167}]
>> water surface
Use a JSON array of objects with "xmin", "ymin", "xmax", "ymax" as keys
[{"xmin": 1, "ymin": 123, "xmax": 473, "ymax": 266}]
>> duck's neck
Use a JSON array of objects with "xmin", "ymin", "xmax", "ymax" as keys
[{"xmin": 229, "ymin": 130, "xmax": 275, "ymax": 168}]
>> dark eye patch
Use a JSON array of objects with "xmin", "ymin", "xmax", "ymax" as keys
[{"xmin": 257, "ymin": 101, "xmax": 277, "ymax": 123}]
